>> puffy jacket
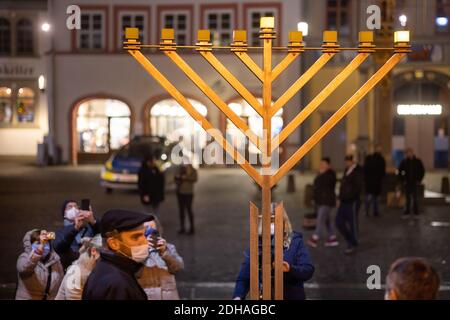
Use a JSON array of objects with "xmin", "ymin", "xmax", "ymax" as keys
[
  {"xmin": 233, "ymin": 231, "xmax": 315, "ymax": 300},
  {"xmin": 137, "ymin": 243, "xmax": 184, "ymax": 300},
  {"xmin": 82, "ymin": 249, "xmax": 147, "ymax": 300},
  {"xmin": 15, "ymin": 230, "xmax": 64, "ymax": 300},
  {"xmin": 313, "ymin": 169, "xmax": 337, "ymax": 207}
]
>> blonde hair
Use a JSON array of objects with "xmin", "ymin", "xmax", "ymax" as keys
[{"xmin": 258, "ymin": 204, "xmax": 294, "ymax": 248}]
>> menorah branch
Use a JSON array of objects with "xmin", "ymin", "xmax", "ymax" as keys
[
  {"xmin": 271, "ymin": 52, "xmax": 300, "ymax": 81},
  {"xmin": 271, "ymin": 53, "xmax": 406, "ymax": 186},
  {"xmin": 127, "ymin": 50, "xmax": 262, "ymax": 185},
  {"xmin": 234, "ymin": 51, "xmax": 264, "ymax": 82},
  {"xmin": 270, "ymin": 53, "xmax": 335, "ymax": 117},
  {"xmin": 164, "ymin": 51, "xmax": 265, "ymax": 153},
  {"xmin": 272, "ymin": 52, "xmax": 370, "ymax": 152},
  {"xmin": 199, "ymin": 51, "xmax": 264, "ymax": 116}
]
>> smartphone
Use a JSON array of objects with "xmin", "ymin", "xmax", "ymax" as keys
[{"xmin": 81, "ymin": 199, "xmax": 90, "ymax": 211}]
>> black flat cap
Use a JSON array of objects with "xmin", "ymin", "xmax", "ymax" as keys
[{"xmin": 101, "ymin": 209, "xmax": 154, "ymax": 237}]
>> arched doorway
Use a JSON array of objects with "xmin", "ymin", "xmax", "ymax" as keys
[
  {"xmin": 225, "ymin": 98, "xmax": 283, "ymax": 163},
  {"xmin": 73, "ymin": 98, "xmax": 131, "ymax": 164},
  {"xmin": 393, "ymin": 71, "xmax": 449, "ymax": 169},
  {"xmin": 148, "ymin": 98, "xmax": 208, "ymax": 153}
]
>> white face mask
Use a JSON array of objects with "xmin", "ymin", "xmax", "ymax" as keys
[
  {"xmin": 65, "ymin": 207, "xmax": 79, "ymax": 221},
  {"xmin": 119, "ymin": 242, "xmax": 149, "ymax": 263}
]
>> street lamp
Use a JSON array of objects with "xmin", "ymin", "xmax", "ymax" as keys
[
  {"xmin": 38, "ymin": 75, "xmax": 46, "ymax": 92},
  {"xmin": 41, "ymin": 22, "xmax": 51, "ymax": 32},
  {"xmin": 297, "ymin": 21, "xmax": 308, "ymax": 36},
  {"xmin": 399, "ymin": 15, "xmax": 407, "ymax": 27}
]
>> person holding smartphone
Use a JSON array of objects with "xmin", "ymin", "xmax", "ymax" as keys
[
  {"xmin": 137, "ymin": 216, "xmax": 184, "ymax": 300},
  {"xmin": 16, "ymin": 229, "xmax": 64, "ymax": 300},
  {"xmin": 53, "ymin": 199, "xmax": 100, "ymax": 270}
]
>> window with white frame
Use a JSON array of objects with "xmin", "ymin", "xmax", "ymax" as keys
[
  {"xmin": 247, "ymin": 9, "xmax": 277, "ymax": 46},
  {"xmin": 204, "ymin": 10, "xmax": 234, "ymax": 45},
  {"xmin": 78, "ymin": 12, "xmax": 105, "ymax": 50},
  {"xmin": 162, "ymin": 12, "xmax": 190, "ymax": 45},
  {"xmin": 118, "ymin": 12, "xmax": 147, "ymax": 48}
]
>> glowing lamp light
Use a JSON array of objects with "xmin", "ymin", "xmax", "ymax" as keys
[
  {"xmin": 436, "ymin": 16, "xmax": 448, "ymax": 26},
  {"xmin": 397, "ymin": 104, "xmax": 442, "ymax": 115},
  {"xmin": 394, "ymin": 30, "xmax": 410, "ymax": 43},
  {"xmin": 260, "ymin": 17, "xmax": 275, "ymax": 29},
  {"xmin": 399, "ymin": 15, "xmax": 407, "ymax": 27},
  {"xmin": 297, "ymin": 22, "xmax": 309, "ymax": 36},
  {"xmin": 41, "ymin": 22, "xmax": 51, "ymax": 32},
  {"xmin": 38, "ymin": 75, "xmax": 46, "ymax": 91}
]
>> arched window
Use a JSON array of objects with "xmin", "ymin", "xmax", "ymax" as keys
[
  {"xmin": 16, "ymin": 87, "xmax": 35, "ymax": 122},
  {"xmin": 149, "ymin": 98, "xmax": 208, "ymax": 151},
  {"xmin": 0, "ymin": 87, "xmax": 12, "ymax": 123},
  {"xmin": 0, "ymin": 18, "xmax": 11, "ymax": 55},
  {"xmin": 77, "ymin": 99, "xmax": 131, "ymax": 154},
  {"xmin": 17, "ymin": 18, "xmax": 34, "ymax": 55}
]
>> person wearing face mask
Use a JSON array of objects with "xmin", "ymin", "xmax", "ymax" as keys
[
  {"xmin": 55, "ymin": 234, "xmax": 102, "ymax": 300},
  {"xmin": 54, "ymin": 200, "xmax": 100, "ymax": 270},
  {"xmin": 233, "ymin": 206, "xmax": 315, "ymax": 300},
  {"xmin": 82, "ymin": 209, "xmax": 153, "ymax": 300},
  {"xmin": 16, "ymin": 229, "xmax": 64, "ymax": 300},
  {"xmin": 137, "ymin": 217, "xmax": 184, "ymax": 300}
]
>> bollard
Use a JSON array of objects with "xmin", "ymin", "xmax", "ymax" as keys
[
  {"xmin": 287, "ymin": 173, "xmax": 296, "ymax": 193},
  {"xmin": 442, "ymin": 176, "xmax": 450, "ymax": 195}
]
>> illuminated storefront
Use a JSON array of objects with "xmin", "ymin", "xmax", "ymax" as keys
[
  {"xmin": 393, "ymin": 71, "xmax": 449, "ymax": 169},
  {"xmin": 75, "ymin": 99, "xmax": 131, "ymax": 163}
]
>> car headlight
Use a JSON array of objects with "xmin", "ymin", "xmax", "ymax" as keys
[{"xmin": 105, "ymin": 159, "xmax": 113, "ymax": 170}]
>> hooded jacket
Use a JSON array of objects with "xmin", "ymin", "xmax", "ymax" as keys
[
  {"xmin": 137, "ymin": 243, "xmax": 184, "ymax": 300},
  {"xmin": 15, "ymin": 230, "xmax": 64, "ymax": 300}
]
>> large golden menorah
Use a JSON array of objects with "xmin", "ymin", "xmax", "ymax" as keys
[{"xmin": 124, "ymin": 17, "xmax": 410, "ymax": 300}]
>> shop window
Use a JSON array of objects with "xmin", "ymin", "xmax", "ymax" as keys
[
  {"xmin": 16, "ymin": 87, "xmax": 35, "ymax": 123},
  {"xmin": 150, "ymin": 98, "xmax": 208, "ymax": 152},
  {"xmin": 0, "ymin": 87, "xmax": 12, "ymax": 123},
  {"xmin": 77, "ymin": 99, "xmax": 130, "ymax": 153}
]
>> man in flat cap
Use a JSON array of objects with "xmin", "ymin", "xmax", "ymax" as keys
[{"xmin": 82, "ymin": 209, "xmax": 153, "ymax": 300}]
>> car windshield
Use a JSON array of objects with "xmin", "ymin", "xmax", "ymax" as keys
[{"xmin": 116, "ymin": 138, "xmax": 168, "ymax": 160}]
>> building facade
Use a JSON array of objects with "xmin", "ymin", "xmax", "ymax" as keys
[
  {"xmin": 1, "ymin": 0, "xmax": 449, "ymax": 171},
  {"xmin": 0, "ymin": 0, "xmax": 49, "ymax": 156}
]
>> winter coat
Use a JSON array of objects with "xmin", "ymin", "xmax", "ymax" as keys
[
  {"xmin": 363, "ymin": 152, "xmax": 386, "ymax": 195},
  {"xmin": 398, "ymin": 156, "xmax": 425, "ymax": 186},
  {"xmin": 137, "ymin": 243, "xmax": 184, "ymax": 300},
  {"xmin": 339, "ymin": 164, "xmax": 363, "ymax": 203},
  {"xmin": 233, "ymin": 231, "xmax": 314, "ymax": 300},
  {"xmin": 175, "ymin": 165, "xmax": 197, "ymax": 195},
  {"xmin": 138, "ymin": 165, "xmax": 165, "ymax": 205},
  {"xmin": 53, "ymin": 220, "xmax": 100, "ymax": 271},
  {"xmin": 313, "ymin": 169, "xmax": 337, "ymax": 207},
  {"xmin": 15, "ymin": 230, "xmax": 64, "ymax": 300},
  {"xmin": 55, "ymin": 251, "xmax": 96, "ymax": 300},
  {"xmin": 82, "ymin": 249, "xmax": 147, "ymax": 300}
]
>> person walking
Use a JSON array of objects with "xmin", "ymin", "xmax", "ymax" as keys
[
  {"xmin": 307, "ymin": 157, "xmax": 339, "ymax": 248},
  {"xmin": 175, "ymin": 164, "xmax": 198, "ymax": 235},
  {"xmin": 363, "ymin": 146, "xmax": 386, "ymax": 217},
  {"xmin": 336, "ymin": 155, "xmax": 363, "ymax": 255},
  {"xmin": 398, "ymin": 148, "xmax": 425, "ymax": 219},
  {"xmin": 138, "ymin": 156, "xmax": 165, "ymax": 215}
]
